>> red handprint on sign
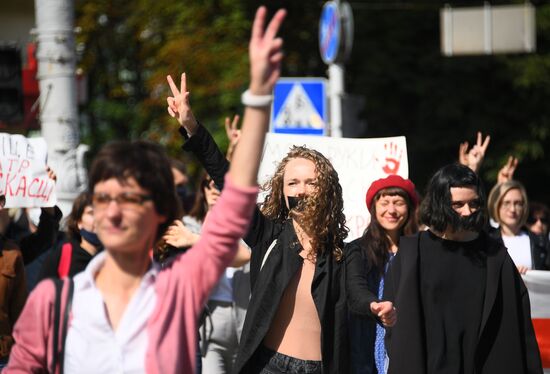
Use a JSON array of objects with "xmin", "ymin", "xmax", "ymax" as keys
[{"xmin": 377, "ymin": 142, "xmax": 403, "ymax": 175}]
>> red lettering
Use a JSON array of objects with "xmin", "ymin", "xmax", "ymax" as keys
[
  {"xmin": 44, "ymin": 182, "xmax": 55, "ymax": 202},
  {"xmin": 15, "ymin": 176, "xmax": 27, "ymax": 197},
  {"xmin": 5, "ymin": 173, "xmax": 17, "ymax": 196},
  {"xmin": 7, "ymin": 159, "xmax": 16, "ymax": 172},
  {"xmin": 28, "ymin": 178, "xmax": 41, "ymax": 197}
]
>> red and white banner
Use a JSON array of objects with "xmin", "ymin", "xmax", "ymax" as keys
[{"xmin": 523, "ymin": 270, "xmax": 550, "ymax": 373}]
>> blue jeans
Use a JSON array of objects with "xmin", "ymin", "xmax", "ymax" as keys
[{"xmin": 252, "ymin": 345, "xmax": 322, "ymax": 374}]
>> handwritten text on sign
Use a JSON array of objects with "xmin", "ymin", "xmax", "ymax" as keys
[
  {"xmin": 258, "ymin": 133, "xmax": 409, "ymax": 241},
  {"xmin": 0, "ymin": 134, "xmax": 56, "ymax": 208}
]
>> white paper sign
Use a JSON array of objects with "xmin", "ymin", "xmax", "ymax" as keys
[
  {"xmin": 0, "ymin": 134, "xmax": 56, "ymax": 208},
  {"xmin": 258, "ymin": 133, "xmax": 409, "ymax": 241}
]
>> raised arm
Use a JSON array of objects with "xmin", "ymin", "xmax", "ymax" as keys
[
  {"xmin": 228, "ymin": 6, "xmax": 285, "ymax": 187},
  {"xmin": 20, "ymin": 166, "xmax": 62, "ymax": 264}
]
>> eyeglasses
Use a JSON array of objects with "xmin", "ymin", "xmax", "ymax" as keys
[
  {"xmin": 92, "ymin": 192, "xmax": 152, "ymax": 210},
  {"xmin": 501, "ymin": 200, "xmax": 524, "ymax": 210},
  {"xmin": 451, "ymin": 199, "xmax": 481, "ymax": 211},
  {"xmin": 527, "ymin": 216, "xmax": 549, "ymax": 225},
  {"xmin": 0, "ymin": 195, "xmax": 5, "ymax": 208}
]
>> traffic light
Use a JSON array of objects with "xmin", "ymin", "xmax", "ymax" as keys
[{"xmin": 0, "ymin": 45, "xmax": 23, "ymax": 124}]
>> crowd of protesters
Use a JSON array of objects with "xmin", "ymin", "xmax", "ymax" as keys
[{"xmin": 0, "ymin": 5, "xmax": 546, "ymax": 374}]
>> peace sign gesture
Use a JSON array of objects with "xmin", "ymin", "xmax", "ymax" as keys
[
  {"xmin": 458, "ymin": 132, "xmax": 491, "ymax": 173},
  {"xmin": 166, "ymin": 72, "xmax": 198, "ymax": 135},
  {"xmin": 248, "ymin": 7, "xmax": 286, "ymax": 96},
  {"xmin": 497, "ymin": 156, "xmax": 518, "ymax": 184}
]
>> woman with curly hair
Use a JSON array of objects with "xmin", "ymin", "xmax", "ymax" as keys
[
  {"xmin": 345, "ymin": 175, "xmax": 418, "ymax": 374},
  {"xmin": 176, "ymin": 115, "xmax": 350, "ymax": 371}
]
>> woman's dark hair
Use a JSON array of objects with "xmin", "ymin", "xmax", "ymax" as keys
[
  {"xmin": 362, "ymin": 187, "xmax": 418, "ymax": 273},
  {"xmin": 187, "ymin": 171, "xmax": 211, "ymax": 222},
  {"xmin": 66, "ymin": 191, "xmax": 93, "ymax": 242},
  {"xmin": 88, "ymin": 140, "xmax": 180, "ymax": 240},
  {"xmin": 419, "ymin": 163, "xmax": 487, "ymax": 233}
]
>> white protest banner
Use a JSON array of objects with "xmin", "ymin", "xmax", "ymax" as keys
[
  {"xmin": 0, "ymin": 134, "xmax": 56, "ymax": 208},
  {"xmin": 258, "ymin": 133, "xmax": 409, "ymax": 241},
  {"xmin": 522, "ymin": 270, "xmax": 550, "ymax": 373}
]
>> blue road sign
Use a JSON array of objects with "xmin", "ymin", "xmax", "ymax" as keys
[
  {"xmin": 319, "ymin": 1, "xmax": 341, "ymax": 64},
  {"xmin": 270, "ymin": 78, "xmax": 328, "ymax": 136}
]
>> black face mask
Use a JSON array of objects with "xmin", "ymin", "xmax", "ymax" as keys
[
  {"xmin": 452, "ymin": 209, "xmax": 485, "ymax": 233},
  {"xmin": 176, "ymin": 185, "xmax": 194, "ymax": 212},
  {"xmin": 286, "ymin": 196, "xmax": 304, "ymax": 211},
  {"xmin": 80, "ymin": 228, "xmax": 102, "ymax": 247}
]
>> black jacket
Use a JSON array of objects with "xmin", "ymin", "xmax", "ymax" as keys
[
  {"xmin": 182, "ymin": 124, "xmax": 350, "ymax": 374},
  {"xmin": 488, "ymin": 227, "xmax": 549, "ymax": 270},
  {"xmin": 345, "ymin": 237, "xmax": 384, "ymax": 374},
  {"xmin": 384, "ymin": 231, "xmax": 543, "ymax": 374}
]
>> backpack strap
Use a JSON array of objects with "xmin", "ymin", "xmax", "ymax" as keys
[
  {"xmin": 50, "ymin": 277, "xmax": 74, "ymax": 374},
  {"xmin": 51, "ymin": 278, "xmax": 63, "ymax": 373},
  {"xmin": 58, "ymin": 243, "xmax": 73, "ymax": 278},
  {"xmin": 59, "ymin": 278, "xmax": 74, "ymax": 374}
]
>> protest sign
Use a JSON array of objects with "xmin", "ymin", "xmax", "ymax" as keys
[
  {"xmin": 523, "ymin": 270, "xmax": 550, "ymax": 373},
  {"xmin": 258, "ymin": 133, "xmax": 409, "ymax": 241},
  {"xmin": 0, "ymin": 134, "xmax": 56, "ymax": 208}
]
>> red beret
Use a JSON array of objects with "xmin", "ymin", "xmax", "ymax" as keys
[{"xmin": 365, "ymin": 175, "xmax": 418, "ymax": 210}]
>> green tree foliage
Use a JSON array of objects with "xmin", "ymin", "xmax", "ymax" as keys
[{"xmin": 76, "ymin": 0, "xmax": 249, "ymax": 167}]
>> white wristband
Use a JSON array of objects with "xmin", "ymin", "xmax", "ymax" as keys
[{"xmin": 241, "ymin": 89, "xmax": 273, "ymax": 108}]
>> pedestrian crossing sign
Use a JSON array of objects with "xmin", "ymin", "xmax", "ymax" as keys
[{"xmin": 270, "ymin": 78, "xmax": 328, "ymax": 136}]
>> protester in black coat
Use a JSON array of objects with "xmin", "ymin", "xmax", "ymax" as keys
[{"xmin": 384, "ymin": 164, "xmax": 542, "ymax": 374}]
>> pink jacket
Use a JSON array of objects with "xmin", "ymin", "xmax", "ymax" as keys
[{"xmin": 5, "ymin": 176, "xmax": 258, "ymax": 374}]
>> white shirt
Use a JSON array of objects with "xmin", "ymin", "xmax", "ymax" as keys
[
  {"xmin": 183, "ymin": 215, "xmax": 236, "ymax": 303},
  {"xmin": 503, "ymin": 231, "xmax": 532, "ymax": 270},
  {"xmin": 64, "ymin": 252, "xmax": 159, "ymax": 374}
]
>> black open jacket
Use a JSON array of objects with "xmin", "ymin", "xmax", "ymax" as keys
[
  {"xmin": 181, "ymin": 124, "xmax": 349, "ymax": 373},
  {"xmin": 487, "ymin": 226, "xmax": 549, "ymax": 270},
  {"xmin": 384, "ymin": 231, "xmax": 542, "ymax": 374}
]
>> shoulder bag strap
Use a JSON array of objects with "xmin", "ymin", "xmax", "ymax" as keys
[
  {"xmin": 51, "ymin": 278, "xmax": 63, "ymax": 373},
  {"xmin": 57, "ymin": 243, "xmax": 73, "ymax": 278},
  {"xmin": 58, "ymin": 278, "xmax": 74, "ymax": 374}
]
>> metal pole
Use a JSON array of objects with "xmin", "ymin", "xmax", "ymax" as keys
[
  {"xmin": 329, "ymin": 0, "xmax": 343, "ymax": 138},
  {"xmin": 33, "ymin": 0, "xmax": 88, "ymax": 219},
  {"xmin": 328, "ymin": 63, "xmax": 344, "ymax": 138}
]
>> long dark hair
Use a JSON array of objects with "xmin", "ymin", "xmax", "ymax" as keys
[
  {"xmin": 187, "ymin": 172, "xmax": 212, "ymax": 222},
  {"xmin": 361, "ymin": 187, "xmax": 417, "ymax": 273}
]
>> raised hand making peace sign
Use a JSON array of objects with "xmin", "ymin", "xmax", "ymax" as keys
[
  {"xmin": 166, "ymin": 72, "xmax": 198, "ymax": 135},
  {"xmin": 248, "ymin": 6, "xmax": 286, "ymax": 96}
]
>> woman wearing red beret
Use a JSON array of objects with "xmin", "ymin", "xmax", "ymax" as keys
[{"xmin": 345, "ymin": 175, "xmax": 418, "ymax": 374}]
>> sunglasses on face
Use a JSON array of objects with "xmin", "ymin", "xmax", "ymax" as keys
[{"xmin": 527, "ymin": 216, "xmax": 549, "ymax": 225}]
